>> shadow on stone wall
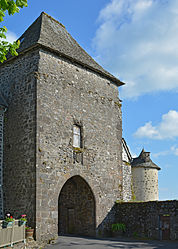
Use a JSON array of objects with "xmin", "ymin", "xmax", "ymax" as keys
[{"xmin": 97, "ymin": 204, "xmax": 116, "ymax": 237}]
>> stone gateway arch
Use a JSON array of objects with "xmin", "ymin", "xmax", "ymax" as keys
[{"xmin": 58, "ymin": 176, "xmax": 96, "ymax": 236}]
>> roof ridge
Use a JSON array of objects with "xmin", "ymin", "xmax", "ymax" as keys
[{"xmin": 41, "ymin": 12, "xmax": 66, "ymax": 29}]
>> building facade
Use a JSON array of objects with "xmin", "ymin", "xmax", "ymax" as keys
[
  {"xmin": 0, "ymin": 12, "xmax": 124, "ymax": 241},
  {"xmin": 0, "ymin": 12, "xmax": 161, "ymax": 242}
]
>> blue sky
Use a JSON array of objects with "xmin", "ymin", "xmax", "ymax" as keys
[{"xmin": 1, "ymin": 0, "xmax": 178, "ymax": 200}]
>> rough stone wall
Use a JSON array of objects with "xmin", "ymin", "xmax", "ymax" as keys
[
  {"xmin": 132, "ymin": 167, "xmax": 159, "ymax": 201},
  {"xmin": 122, "ymin": 163, "xmax": 132, "ymax": 201},
  {"xmin": 122, "ymin": 143, "xmax": 132, "ymax": 201},
  {"xmin": 35, "ymin": 49, "xmax": 122, "ymax": 241},
  {"xmin": 0, "ymin": 50, "xmax": 39, "ymax": 227},
  {"xmin": 110, "ymin": 201, "xmax": 178, "ymax": 240}
]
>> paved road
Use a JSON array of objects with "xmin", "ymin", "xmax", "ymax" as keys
[{"xmin": 45, "ymin": 236, "xmax": 178, "ymax": 249}]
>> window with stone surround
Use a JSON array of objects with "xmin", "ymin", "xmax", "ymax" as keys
[{"xmin": 73, "ymin": 125, "xmax": 81, "ymax": 148}]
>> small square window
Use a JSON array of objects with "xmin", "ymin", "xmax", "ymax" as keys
[{"xmin": 73, "ymin": 125, "xmax": 81, "ymax": 148}]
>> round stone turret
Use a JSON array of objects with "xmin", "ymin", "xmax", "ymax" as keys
[{"xmin": 131, "ymin": 149, "xmax": 160, "ymax": 201}]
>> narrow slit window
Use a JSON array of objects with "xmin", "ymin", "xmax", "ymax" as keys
[{"xmin": 73, "ymin": 125, "xmax": 81, "ymax": 148}]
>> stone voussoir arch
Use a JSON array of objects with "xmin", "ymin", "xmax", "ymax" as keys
[
  {"xmin": 58, "ymin": 174, "xmax": 96, "ymax": 236},
  {"xmin": 54, "ymin": 171, "xmax": 99, "ymax": 205}
]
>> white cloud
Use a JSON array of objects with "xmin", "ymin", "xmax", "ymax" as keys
[
  {"xmin": 151, "ymin": 145, "xmax": 178, "ymax": 158},
  {"xmin": 6, "ymin": 31, "xmax": 18, "ymax": 43},
  {"xmin": 0, "ymin": 31, "xmax": 17, "ymax": 43},
  {"xmin": 134, "ymin": 121, "xmax": 159, "ymax": 138},
  {"xmin": 171, "ymin": 145, "xmax": 178, "ymax": 156},
  {"xmin": 152, "ymin": 150, "xmax": 170, "ymax": 158},
  {"xmin": 134, "ymin": 110, "xmax": 178, "ymax": 139},
  {"xmin": 93, "ymin": 0, "xmax": 178, "ymax": 99}
]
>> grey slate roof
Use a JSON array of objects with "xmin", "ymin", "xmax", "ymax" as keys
[
  {"xmin": 0, "ymin": 91, "xmax": 8, "ymax": 108},
  {"xmin": 131, "ymin": 149, "xmax": 160, "ymax": 170},
  {"xmin": 16, "ymin": 12, "xmax": 124, "ymax": 87}
]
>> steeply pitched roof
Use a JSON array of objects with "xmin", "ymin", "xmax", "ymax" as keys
[
  {"xmin": 16, "ymin": 12, "xmax": 124, "ymax": 87},
  {"xmin": 0, "ymin": 91, "xmax": 8, "ymax": 108},
  {"xmin": 131, "ymin": 149, "xmax": 160, "ymax": 170}
]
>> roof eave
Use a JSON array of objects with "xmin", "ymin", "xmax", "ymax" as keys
[
  {"xmin": 131, "ymin": 164, "xmax": 161, "ymax": 170},
  {"xmin": 2, "ymin": 43, "xmax": 125, "ymax": 87},
  {"xmin": 37, "ymin": 44, "xmax": 125, "ymax": 87}
]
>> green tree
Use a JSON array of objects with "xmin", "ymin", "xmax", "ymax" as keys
[{"xmin": 0, "ymin": 0, "xmax": 28, "ymax": 63}]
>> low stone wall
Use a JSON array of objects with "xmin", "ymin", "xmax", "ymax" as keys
[{"xmin": 102, "ymin": 200, "xmax": 178, "ymax": 240}]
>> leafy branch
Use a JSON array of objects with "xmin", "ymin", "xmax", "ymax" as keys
[{"xmin": 0, "ymin": 0, "xmax": 28, "ymax": 63}]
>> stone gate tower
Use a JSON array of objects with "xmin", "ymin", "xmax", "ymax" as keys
[{"xmin": 0, "ymin": 12, "xmax": 124, "ymax": 241}]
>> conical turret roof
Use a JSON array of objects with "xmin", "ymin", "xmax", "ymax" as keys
[
  {"xmin": 131, "ymin": 149, "xmax": 160, "ymax": 170},
  {"xmin": 15, "ymin": 12, "xmax": 124, "ymax": 87}
]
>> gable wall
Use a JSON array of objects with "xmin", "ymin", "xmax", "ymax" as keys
[{"xmin": 36, "ymin": 49, "xmax": 123, "ymax": 240}]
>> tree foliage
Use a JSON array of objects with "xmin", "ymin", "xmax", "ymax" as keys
[{"xmin": 0, "ymin": 0, "xmax": 28, "ymax": 63}]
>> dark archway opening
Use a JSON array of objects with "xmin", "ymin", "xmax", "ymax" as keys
[{"xmin": 58, "ymin": 175, "xmax": 96, "ymax": 237}]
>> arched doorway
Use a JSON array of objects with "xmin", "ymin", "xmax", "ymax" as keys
[{"xmin": 58, "ymin": 175, "xmax": 96, "ymax": 236}]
